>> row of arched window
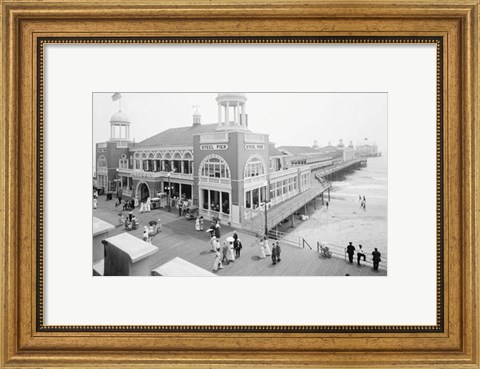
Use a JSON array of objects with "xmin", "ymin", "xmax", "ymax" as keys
[
  {"xmin": 199, "ymin": 154, "xmax": 266, "ymax": 179},
  {"xmin": 97, "ymin": 153, "xmax": 268, "ymax": 179}
]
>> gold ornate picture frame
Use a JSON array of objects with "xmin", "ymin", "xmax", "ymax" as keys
[{"xmin": 1, "ymin": 0, "xmax": 478, "ymax": 367}]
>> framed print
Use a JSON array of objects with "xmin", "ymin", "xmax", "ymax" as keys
[{"xmin": 1, "ymin": 0, "xmax": 478, "ymax": 368}]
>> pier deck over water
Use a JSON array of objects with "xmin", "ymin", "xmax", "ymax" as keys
[{"xmin": 94, "ymin": 198, "xmax": 386, "ymax": 276}]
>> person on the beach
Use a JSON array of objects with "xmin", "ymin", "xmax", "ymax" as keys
[
  {"xmin": 346, "ymin": 242, "xmax": 355, "ymax": 263},
  {"xmin": 359, "ymin": 195, "xmax": 362, "ymax": 202},
  {"xmin": 357, "ymin": 244, "xmax": 366, "ymax": 265},
  {"xmin": 326, "ymin": 200, "xmax": 329, "ymax": 210},
  {"xmin": 372, "ymin": 248, "xmax": 381, "ymax": 271}
]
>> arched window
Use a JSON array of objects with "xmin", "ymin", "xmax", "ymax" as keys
[
  {"xmin": 244, "ymin": 155, "xmax": 266, "ymax": 177},
  {"xmin": 97, "ymin": 155, "xmax": 107, "ymax": 168},
  {"xmin": 172, "ymin": 152, "xmax": 182, "ymax": 173},
  {"xmin": 134, "ymin": 152, "xmax": 141, "ymax": 170},
  {"xmin": 200, "ymin": 155, "xmax": 230, "ymax": 179},
  {"xmin": 163, "ymin": 152, "xmax": 172, "ymax": 172},
  {"xmin": 183, "ymin": 152, "xmax": 193, "ymax": 174},
  {"xmin": 119, "ymin": 154, "xmax": 128, "ymax": 169}
]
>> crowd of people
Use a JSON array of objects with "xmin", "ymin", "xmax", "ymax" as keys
[
  {"xmin": 257, "ymin": 236, "xmax": 282, "ymax": 265},
  {"xmin": 345, "ymin": 241, "xmax": 382, "ymax": 270},
  {"xmin": 209, "ymin": 224, "xmax": 243, "ymax": 272}
]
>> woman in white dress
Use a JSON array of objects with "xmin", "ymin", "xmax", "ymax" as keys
[
  {"xmin": 227, "ymin": 241, "xmax": 235, "ymax": 263},
  {"xmin": 264, "ymin": 236, "xmax": 272, "ymax": 256},
  {"xmin": 139, "ymin": 202, "xmax": 145, "ymax": 213},
  {"xmin": 210, "ymin": 235, "xmax": 218, "ymax": 252},
  {"xmin": 258, "ymin": 238, "xmax": 266, "ymax": 259},
  {"xmin": 212, "ymin": 248, "xmax": 223, "ymax": 271},
  {"xmin": 195, "ymin": 217, "xmax": 201, "ymax": 231},
  {"xmin": 143, "ymin": 226, "xmax": 151, "ymax": 244},
  {"xmin": 146, "ymin": 197, "xmax": 151, "ymax": 212}
]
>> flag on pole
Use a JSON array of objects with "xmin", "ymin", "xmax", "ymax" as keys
[{"xmin": 111, "ymin": 93, "xmax": 122, "ymax": 102}]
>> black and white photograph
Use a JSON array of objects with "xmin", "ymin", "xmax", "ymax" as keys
[{"xmin": 92, "ymin": 92, "xmax": 387, "ymax": 277}]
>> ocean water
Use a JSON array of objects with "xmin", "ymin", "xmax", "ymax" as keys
[
  {"xmin": 332, "ymin": 155, "xmax": 388, "ymax": 201},
  {"xmin": 292, "ymin": 155, "xmax": 388, "ymax": 258}
]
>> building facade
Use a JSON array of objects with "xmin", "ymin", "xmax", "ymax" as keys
[{"xmin": 95, "ymin": 93, "xmax": 318, "ymax": 229}]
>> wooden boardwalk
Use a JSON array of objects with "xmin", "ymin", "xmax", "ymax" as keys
[{"xmin": 94, "ymin": 197, "xmax": 386, "ymax": 277}]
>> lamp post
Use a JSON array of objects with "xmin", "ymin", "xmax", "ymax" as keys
[
  {"xmin": 167, "ymin": 168, "xmax": 176, "ymax": 212},
  {"xmin": 264, "ymin": 178, "xmax": 270, "ymax": 237}
]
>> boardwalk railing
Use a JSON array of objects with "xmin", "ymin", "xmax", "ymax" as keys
[
  {"xmin": 265, "ymin": 229, "xmax": 387, "ymax": 270},
  {"xmin": 316, "ymin": 241, "xmax": 388, "ymax": 269},
  {"xmin": 267, "ymin": 229, "xmax": 312, "ymax": 250},
  {"xmin": 241, "ymin": 187, "xmax": 329, "ymax": 235},
  {"xmin": 314, "ymin": 158, "xmax": 363, "ymax": 178}
]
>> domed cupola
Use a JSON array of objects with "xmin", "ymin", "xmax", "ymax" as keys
[
  {"xmin": 216, "ymin": 93, "xmax": 249, "ymax": 131},
  {"xmin": 109, "ymin": 93, "xmax": 132, "ymax": 142}
]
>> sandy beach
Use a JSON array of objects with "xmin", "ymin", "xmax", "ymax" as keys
[
  {"xmin": 288, "ymin": 156, "xmax": 388, "ymax": 259},
  {"xmin": 290, "ymin": 193, "xmax": 387, "ymax": 258}
]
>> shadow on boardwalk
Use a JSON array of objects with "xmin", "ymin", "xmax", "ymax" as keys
[{"xmin": 94, "ymin": 196, "xmax": 386, "ymax": 277}]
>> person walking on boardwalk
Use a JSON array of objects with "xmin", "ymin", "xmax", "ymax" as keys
[
  {"xmin": 214, "ymin": 221, "xmax": 221, "ymax": 239},
  {"xmin": 357, "ymin": 244, "xmax": 366, "ymax": 265},
  {"xmin": 222, "ymin": 241, "xmax": 229, "ymax": 264},
  {"xmin": 258, "ymin": 238, "xmax": 266, "ymax": 259},
  {"xmin": 233, "ymin": 230, "xmax": 238, "ymax": 244},
  {"xmin": 210, "ymin": 235, "xmax": 218, "ymax": 252},
  {"xmin": 212, "ymin": 248, "xmax": 223, "ymax": 272},
  {"xmin": 346, "ymin": 242, "xmax": 355, "ymax": 263},
  {"xmin": 271, "ymin": 242, "xmax": 277, "ymax": 265},
  {"xmin": 276, "ymin": 241, "xmax": 282, "ymax": 262},
  {"xmin": 264, "ymin": 236, "xmax": 272, "ymax": 256},
  {"xmin": 372, "ymin": 248, "xmax": 381, "ymax": 271},
  {"xmin": 227, "ymin": 239, "xmax": 235, "ymax": 263},
  {"xmin": 234, "ymin": 238, "xmax": 242, "ymax": 258}
]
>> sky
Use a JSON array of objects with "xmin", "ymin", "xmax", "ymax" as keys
[{"xmin": 93, "ymin": 92, "xmax": 387, "ymax": 165}]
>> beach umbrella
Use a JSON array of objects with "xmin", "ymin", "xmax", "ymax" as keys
[{"xmin": 226, "ymin": 236, "xmax": 235, "ymax": 243}]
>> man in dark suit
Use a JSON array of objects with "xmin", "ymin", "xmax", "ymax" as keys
[
  {"xmin": 346, "ymin": 242, "xmax": 355, "ymax": 263},
  {"xmin": 372, "ymin": 248, "xmax": 382, "ymax": 271},
  {"xmin": 276, "ymin": 241, "xmax": 281, "ymax": 262}
]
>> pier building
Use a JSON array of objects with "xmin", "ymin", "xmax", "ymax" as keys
[{"xmin": 95, "ymin": 93, "xmax": 363, "ymax": 231}]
